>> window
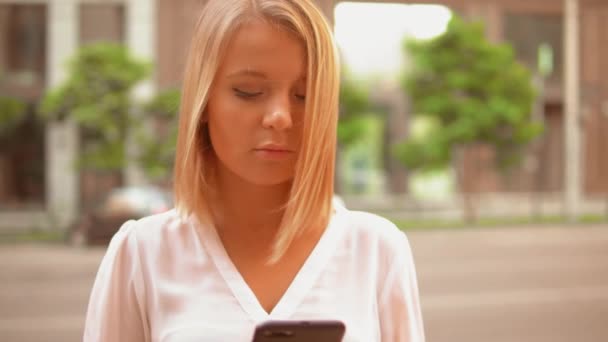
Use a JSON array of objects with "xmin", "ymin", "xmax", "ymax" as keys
[
  {"xmin": 0, "ymin": 4, "xmax": 47, "ymax": 210},
  {"xmin": 0, "ymin": 4, "xmax": 47, "ymax": 89},
  {"xmin": 503, "ymin": 13, "xmax": 563, "ymax": 85}
]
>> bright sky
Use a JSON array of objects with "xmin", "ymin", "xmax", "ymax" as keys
[{"xmin": 334, "ymin": 2, "xmax": 452, "ymax": 77}]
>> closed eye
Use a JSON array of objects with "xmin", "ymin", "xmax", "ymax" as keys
[{"xmin": 233, "ymin": 88, "xmax": 263, "ymax": 99}]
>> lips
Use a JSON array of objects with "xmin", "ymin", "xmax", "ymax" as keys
[
  {"xmin": 254, "ymin": 144, "xmax": 293, "ymax": 153},
  {"xmin": 253, "ymin": 144, "xmax": 294, "ymax": 160}
]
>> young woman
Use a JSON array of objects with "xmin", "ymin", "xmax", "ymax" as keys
[{"xmin": 83, "ymin": 0, "xmax": 425, "ymax": 341}]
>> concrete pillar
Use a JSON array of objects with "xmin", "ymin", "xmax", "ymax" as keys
[
  {"xmin": 125, "ymin": 0, "xmax": 157, "ymax": 186},
  {"xmin": 564, "ymin": 0, "xmax": 582, "ymax": 220},
  {"xmin": 46, "ymin": 0, "xmax": 79, "ymax": 228}
]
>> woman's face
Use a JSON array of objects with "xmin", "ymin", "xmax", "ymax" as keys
[{"xmin": 206, "ymin": 19, "xmax": 306, "ymax": 186}]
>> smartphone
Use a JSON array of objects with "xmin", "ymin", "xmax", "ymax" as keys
[{"xmin": 251, "ymin": 320, "xmax": 345, "ymax": 342}]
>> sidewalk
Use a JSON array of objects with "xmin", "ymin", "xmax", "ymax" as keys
[{"xmin": 1, "ymin": 223, "xmax": 607, "ymax": 342}]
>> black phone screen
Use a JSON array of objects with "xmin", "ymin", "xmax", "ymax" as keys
[{"xmin": 251, "ymin": 320, "xmax": 345, "ymax": 342}]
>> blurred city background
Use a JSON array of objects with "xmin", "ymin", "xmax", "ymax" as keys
[{"xmin": 0, "ymin": 0, "xmax": 607, "ymax": 341}]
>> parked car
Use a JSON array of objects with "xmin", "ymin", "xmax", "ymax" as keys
[{"xmin": 70, "ymin": 186, "xmax": 173, "ymax": 246}]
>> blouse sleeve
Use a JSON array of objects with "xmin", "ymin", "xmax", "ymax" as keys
[
  {"xmin": 83, "ymin": 220, "xmax": 150, "ymax": 342},
  {"xmin": 378, "ymin": 231, "xmax": 425, "ymax": 342}
]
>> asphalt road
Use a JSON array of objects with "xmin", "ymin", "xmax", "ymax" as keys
[{"xmin": 1, "ymin": 223, "xmax": 607, "ymax": 342}]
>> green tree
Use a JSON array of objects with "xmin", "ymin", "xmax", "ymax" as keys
[
  {"xmin": 338, "ymin": 70, "xmax": 370, "ymax": 146},
  {"xmin": 396, "ymin": 15, "xmax": 542, "ymax": 221},
  {"xmin": 336, "ymin": 69, "xmax": 373, "ymax": 193},
  {"xmin": 137, "ymin": 88, "xmax": 180, "ymax": 182},
  {"xmin": 39, "ymin": 43, "xmax": 150, "ymax": 171}
]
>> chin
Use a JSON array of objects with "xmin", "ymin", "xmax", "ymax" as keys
[
  {"xmin": 235, "ymin": 167, "xmax": 295, "ymax": 187},
  {"xmin": 245, "ymin": 174, "xmax": 294, "ymax": 187}
]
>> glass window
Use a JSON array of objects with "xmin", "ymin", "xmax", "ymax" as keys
[
  {"xmin": 503, "ymin": 13, "xmax": 563, "ymax": 85},
  {"xmin": 0, "ymin": 4, "xmax": 47, "ymax": 88},
  {"xmin": 0, "ymin": 4, "xmax": 47, "ymax": 210}
]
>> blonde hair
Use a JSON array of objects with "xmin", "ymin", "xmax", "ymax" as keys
[{"xmin": 173, "ymin": 0, "xmax": 340, "ymax": 262}]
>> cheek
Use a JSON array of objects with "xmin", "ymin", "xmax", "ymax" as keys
[
  {"xmin": 206, "ymin": 96, "xmax": 256, "ymax": 155},
  {"xmin": 292, "ymin": 111, "xmax": 305, "ymax": 141},
  {"xmin": 208, "ymin": 113, "xmax": 238, "ymax": 153}
]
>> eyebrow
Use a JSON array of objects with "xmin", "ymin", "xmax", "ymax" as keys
[
  {"xmin": 226, "ymin": 69, "xmax": 307, "ymax": 81},
  {"xmin": 226, "ymin": 69, "xmax": 268, "ymax": 79}
]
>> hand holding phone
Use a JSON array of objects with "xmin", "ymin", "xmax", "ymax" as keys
[{"xmin": 251, "ymin": 320, "xmax": 345, "ymax": 342}]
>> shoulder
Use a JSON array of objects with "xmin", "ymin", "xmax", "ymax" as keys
[
  {"xmin": 109, "ymin": 209, "xmax": 194, "ymax": 254},
  {"xmin": 335, "ymin": 209, "xmax": 411, "ymax": 260},
  {"xmin": 130, "ymin": 208, "xmax": 185, "ymax": 235},
  {"xmin": 339, "ymin": 210, "xmax": 399, "ymax": 233}
]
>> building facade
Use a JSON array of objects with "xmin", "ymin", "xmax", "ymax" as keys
[
  {"xmin": 1, "ymin": 0, "xmax": 606, "ymax": 230},
  {"xmin": 0, "ymin": 0, "xmax": 155, "ymax": 230}
]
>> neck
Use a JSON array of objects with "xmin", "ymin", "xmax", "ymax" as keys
[{"xmin": 211, "ymin": 165, "xmax": 292, "ymax": 241}]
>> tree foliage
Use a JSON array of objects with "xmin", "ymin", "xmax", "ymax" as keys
[
  {"xmin": 137, "ymin": 88, "xmax": 180, "ymax": 181},
  {"xmin": 396, "ymin": 15, "xmax": 542, "ymax": 173},
  {"xmin": 338, "ymin": 70, "xmax": 372, "ymax": 147},
  {"xmin": 39, "ymin": 43, "xmax": 150, "ymax": 170}
]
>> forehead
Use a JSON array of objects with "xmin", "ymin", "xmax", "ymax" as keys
[{"xmin": 219, "ymin": 19, "xmax": 307, "ymax": 81}]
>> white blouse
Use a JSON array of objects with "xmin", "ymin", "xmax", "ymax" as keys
[{"xmin": 83, "ymin": 205, "xmax": 425, "ymax": 342}]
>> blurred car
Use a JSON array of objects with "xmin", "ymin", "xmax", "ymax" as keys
[{"xmin": 70, "ymin": 186, "xmax": 173, "ymax": 246}]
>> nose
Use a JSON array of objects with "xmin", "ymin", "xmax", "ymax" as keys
[{"xmin": 262, "ymin": 96, "xmax": 293, "ymax": 131}]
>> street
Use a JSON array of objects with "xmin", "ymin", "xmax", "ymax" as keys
[
  {"xmin": 415, "ymin": 224, "xmax": 608, "ymax": 342},
  {"xmin": 0, "ymin": 224, "xmax": 607, "ymax": 341}
]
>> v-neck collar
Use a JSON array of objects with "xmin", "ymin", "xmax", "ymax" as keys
[{"xmin": 194, "ymin": 207, "xmax": 345, "ymax": 323}]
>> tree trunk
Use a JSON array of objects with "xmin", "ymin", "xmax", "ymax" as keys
[
  {"xmin": 454, "ymin": 145, "xmax": 477, "ymax": 223},
  {"xmin": 531, "ymin": 73, "xmax": 546, "ymax": 220},
  {"xmin": 605, "ymin": 193, "xmax": 608, "ymax": 221}
]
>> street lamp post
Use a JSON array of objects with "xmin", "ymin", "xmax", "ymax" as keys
[{"xmin": 563, "ymin": 0, "xmax": 582, "ymax": 222}]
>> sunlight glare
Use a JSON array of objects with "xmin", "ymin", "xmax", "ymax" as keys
[{"xmin": 334, "ymin": 2, "xmax": 452, "ymax": 76}]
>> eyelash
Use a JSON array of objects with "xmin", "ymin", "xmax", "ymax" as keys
[
  {"xmin": 233, "ymin": 88, "xmax": 262, "ymax": 99},
  {"xmin": 232, "ymin": 88, "xmax": 306, "ymax": 101}
]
